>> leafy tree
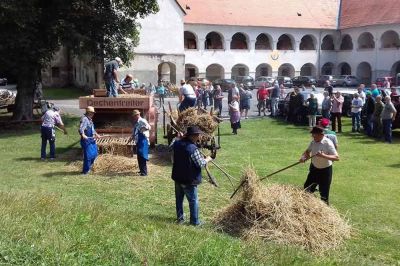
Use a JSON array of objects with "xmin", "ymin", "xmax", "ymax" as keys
[{"xmin": 0, "ymin": 0, "xmax": 158, "ymax": 120}]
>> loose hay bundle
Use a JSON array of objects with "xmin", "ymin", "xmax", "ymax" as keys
[
  {"xmin": 92, "ymin": 154, "xmax": 138, "ymax": 175},
  {"xmin": 175, "ymin": 107, "xmax": 218, "ymax": 137},
  {"xmin": 214, "ymin": 169, "xmax": 351, "ymax": 254}
]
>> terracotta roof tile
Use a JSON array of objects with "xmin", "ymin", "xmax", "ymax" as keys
[
  {"xmin": 177, "ymin": 0, "xmax": 339, "ymax": 29},
  {"xmin": 340, "ymin": 0, "xmax": 400, "ymax": 29}
]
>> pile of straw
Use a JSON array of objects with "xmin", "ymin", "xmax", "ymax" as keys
[
  {"xmin": 214, "ymin": 169, "xmax": 351, "ymax": 254},
  {"xmin": 175, "ymin": 107, "xmax": 218, "ymax": 136},
  {"xmin": 92, "ymin": 154, "xmax": 138, "ymax": 175}
]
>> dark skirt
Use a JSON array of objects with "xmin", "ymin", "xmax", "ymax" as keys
[{"xmin": 231, "ymin": 121, "xmax": 241, "ymax": 130}]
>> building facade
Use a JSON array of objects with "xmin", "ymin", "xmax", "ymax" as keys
[{"xmin": 43, "ymin": 0, "xmax": 400, "ymax": 88}]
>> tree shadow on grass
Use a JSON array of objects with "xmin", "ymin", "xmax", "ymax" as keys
[
  {"xmin": 386, "ymin": 163, "xmax": 400, "ymax": 168},
  {"xmin": 146, "ymin": 213, "xmax": 175, "ymax": 225},
  {"xmin": 41, "ymin": 171, "xmax": 82, "ymax": 177}
]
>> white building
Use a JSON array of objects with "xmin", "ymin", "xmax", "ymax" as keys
[{"xmin": 43, "ymin": 0, "xmax": 400, "ymax": 88}]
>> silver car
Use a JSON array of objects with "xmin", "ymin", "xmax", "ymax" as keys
[
  {"xmin": 332, "ymin": 75, "xmax": 359, "ymax": 87},
  {"xmin": 254, "ymin": 76, "xmax": 274, "ymax": 88}
]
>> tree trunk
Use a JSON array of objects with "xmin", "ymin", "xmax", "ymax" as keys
[{"xmin": 12, "ymin": 65, "xmax": 39, "ymax": 121}]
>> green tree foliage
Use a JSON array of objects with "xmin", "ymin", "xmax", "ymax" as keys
[{"xmin": 0, "ymin": 0, "xmax": 158, "ymax": 120}]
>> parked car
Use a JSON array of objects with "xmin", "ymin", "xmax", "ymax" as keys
[
  {"xmin": 254, "ymin": 76, "xmax": 274, "ymax": 88},
  {"xmin": 292, "ymin": 76, "xmax": 317, "ymax": 87},
  {"xmin": 375, "ymin": 77, "xmax": 394, "ymax": 87},
  {"xmin": 212, "ymin": 78, "xmax": 236, "ymax": 92},
  {"xmin": 278, "ymin": 90, "xmax": 324, "ymax": 124},
  {"xmin": 331, "ymin": 75, "xmax": 359, "ymax": 87},
  {"xmin": 275, "ymin": 76, "xmax": 293, "ymax": 88},
  {"xmin": 234, "ymin": 75, "xmax": 255, "ymax": 90},
  {"xmin": 317, "ymin": 75, "xmax": 334, "ymax": 87},
  {"xmin": 0, "ymin": 77, "xmax": 7, "ymax": 86}
]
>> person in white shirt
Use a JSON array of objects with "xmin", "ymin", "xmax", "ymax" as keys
[
  {"xmin": 179, "ymin": 78, "xmax": 197, "ymax": 111},
  {"xmin": 300, "ymin": 126, "xmax": 339, "ymax": 205},
  {"xmin": 129, "ymin": 110, "xmax": 151, "ymax": 176},
  {"xmin": 351, "ymin": 93, "xmax": 363, "ymax": 132},
  {"xmin": 40, "ymin": 106, "xmax": 67, "ymax": 160},
  {"xmin": 357, "ymin": 84, "xmax": 366, "ymax": 106},
  {"xmin": 229, "ymin": 95, "xmax": 241, "ymax": 134}
]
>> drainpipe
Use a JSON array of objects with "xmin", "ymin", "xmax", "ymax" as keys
[{"xmin": 318, "ymin": 30, "xmax": 322, "ymax": 77}]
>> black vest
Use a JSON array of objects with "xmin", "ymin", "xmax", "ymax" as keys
[{"xmin": 171, "ymin": 139, "xmax": 202, "ymax": 185}]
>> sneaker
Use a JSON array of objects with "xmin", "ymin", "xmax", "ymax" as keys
[
  {"xmin": 140, "ymin": 173, "xmax": 147, "ymax": 176},
  {"xmin": 49, "ymin": 158, "xmax": 55, "ymax": 161},
  {"xmin": 191, "ymin": 221, "xmax": 205, "ymax": 227},
  {"xmin": 40, "ymin": 158, "xmax": 45, "ymax": 161},
  {"xmin": 245, "ymin": 116, "xmax": 248, "ymax": 119},
  {"xmin": 175, "ymin": 219, "xmax": 185, "ymax": 224}
]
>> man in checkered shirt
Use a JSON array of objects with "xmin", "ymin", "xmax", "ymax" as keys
[{"xmin": 171, "ymin": 126, "xmax": 212, "ymax": 226}]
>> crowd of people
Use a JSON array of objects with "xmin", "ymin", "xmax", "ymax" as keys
[{"xmin": 284, "ymin": 80, "xmax": 399, "ymax": 144}]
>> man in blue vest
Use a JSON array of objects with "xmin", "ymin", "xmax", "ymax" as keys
[{"xmin": 171, "ymin": 126, "xmax": 213, "ymax": 226}]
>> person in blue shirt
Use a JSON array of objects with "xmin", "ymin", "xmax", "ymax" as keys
[
  {"xmin": 104, "ymin": 57, "xmax": 123, "ymax": 97},
  {"xmin": 171, "ymin": 126, "xmax": 212, "ymax": 226},
  {"xmin": 157, "ymin": 82, "xmax": 166, "ymax": 104}
]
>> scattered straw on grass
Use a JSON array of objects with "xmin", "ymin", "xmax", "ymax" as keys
[
  {"xmin": 92, "ymin": 154, "xmax": 138, "ymax": 175},
  {"xmin": 214, "ymin": 169, "xmax": 351, "ymax": 254}
]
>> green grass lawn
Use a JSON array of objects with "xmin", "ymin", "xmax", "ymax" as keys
[
  {"xmin": 42, "ymin": 87, "xmax": 88, "ymax": 100},
  {"xmin": 0, "ymin": 116, "xmax": 399, "ymax": 265}
]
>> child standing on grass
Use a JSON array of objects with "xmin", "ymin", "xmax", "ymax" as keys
[
  {"xmin": 306, "ymin": 93, "xmax": 318, "ymax": 128},
  {"xmin": 229, "ymin": 95, "xmax": 241, "ymax": 135}
]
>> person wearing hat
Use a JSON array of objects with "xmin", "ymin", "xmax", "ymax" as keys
[
  {"xmin": 171, "ymin": 126, "xmax": 213, "ymax": 226},
  {"xmin": 79, "ymin": 106, "xmax": 100, "ymax": 174},
  {"xmin": 299, "ymin": 126, "xmax": 339, "ymax": 205},
  {"xmin": 40, "ymin": 106, "xmax": 67, "ymax": 160},
  {"xmin": 129, "ymin": 109, "xmax": 151, "ymax": 176},
  {"xmin": 104, "ymin": 57, "xmax": 123, "ymax": 97},
  {"xmin": 318, "ymin": 118, "xmax": 338, "ymax": 150},
  {"xmin": 178, "ymin": 78, "xmax": 197, "ymax": 112}
]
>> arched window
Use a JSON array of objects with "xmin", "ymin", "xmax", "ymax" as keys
[
  {"xmin": 321, "ymin": 62, "xmax": 334, "ymax": 75},
  {"xmin": 277, "ymin": 34, "xmax": 293, "ymax": 50},
  {"xmin": 278, "ymin": 63, "xmax": 295, "ymax": 77},
  {"xmin": 185, "ymin": 64, "xmax": 199, "ymax": 80},
  {"xmin": 231, "ymin": 64, "xmax": 249, "ymax": 79},
  {"xmin": 255, "ymin": 64, "xmax": 272, "ymax": 77},
  {"xmin": 337, "ymin": 62, "xmax": 351, "ymax": 75},
  {"xmin": 299, "ymin": 35, "xmax": 316, "ymax": 50},
  {"xmin": 358, "ymin": 32, "xmax": 375, "ymax": 49},
  {"xmin": 184, "ymin": 31, "xmax": 197, "ymax": 49},
  {"xmin": 205, "ymin": 32, "xmax": 224, "ymax": 50},
  {"xmin": 158, "ymin": 62, "xmax": 176, "ymax": 84},
  {"xmin": 300, "ymin": 63, "xmax": 316, "ymax": 76},
  {"xmin": 206, "ymin": 64, "xmax": 224, "ymax": 81},
  {"xmin": 357, "ymin": 62, "xmax": 372, "ymax": 85},
  {"xmin": 381, "ymin": 30, "xmax": 400, "ymax": 48},
  {"xmin": 340, "ymin": 35, "xmax": 353, "ymax": 50},
  {"xmin": 321, "ymin": 35, "xmax": 334, "ymax": 50},
  {"xmin": 230, "ymin": 33, "xmax": 248, "ymax": 49},
  {"xmin": 255, "ymin": 34, "xmax": 272, "ymax": 50}
]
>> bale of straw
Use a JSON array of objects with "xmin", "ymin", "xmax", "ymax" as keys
[
  {"xmin": 214, "ymin": 169, "xmax": 351, "ymax": 254},
  {"xmin": 175, "ymin": 107, "xmax": 218, "ymax": 135},
  {"xmin": 92, "ymin": 154, "xmax": 138, "ymax": 175}
]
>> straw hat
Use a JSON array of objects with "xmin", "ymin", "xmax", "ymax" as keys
[
  {"xmin": 86, "ymin": 106, "xmax": 95, "ymax": 113},
  {"xmin": 132, "ymin": 109, "xmax": 140, "ymax": 116}
]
